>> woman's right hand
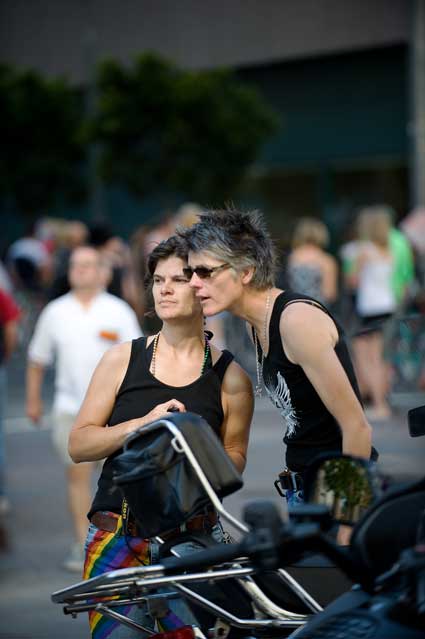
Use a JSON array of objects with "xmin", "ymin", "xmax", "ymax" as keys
[{"xmin": 138, "ymin": 399, "xmax": 186, "ymax": 428}]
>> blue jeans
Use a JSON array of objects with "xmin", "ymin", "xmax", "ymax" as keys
[{"xmin": 285, "ymin": 488, "xmax": 304, "ymax": 507}]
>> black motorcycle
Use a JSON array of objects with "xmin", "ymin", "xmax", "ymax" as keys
[{"xmin": 52, "ymin": 406, "xmax": 425, "ymax": 638}]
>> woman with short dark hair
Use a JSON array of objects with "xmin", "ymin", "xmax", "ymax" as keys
[{"xmin": 69, "ymin": 235, "xmax": 253, "ymax": 639}]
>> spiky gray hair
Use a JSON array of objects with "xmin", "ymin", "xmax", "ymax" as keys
[{"xmin": 179, "ymin": 209, "xmax": 277, "ymax": 289}]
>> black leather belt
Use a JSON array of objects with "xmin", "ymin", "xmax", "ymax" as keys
[
  {"xmin": 90, "ymin": 509, "xmax": 218, "ymax": 539},
  {"xmin": 159, "ymin": 509, "xmax": 218, "ymax": 540}
]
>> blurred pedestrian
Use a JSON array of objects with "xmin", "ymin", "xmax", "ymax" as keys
[
  {"xmin": 388, "ymin": 215, "xmax": 415, "ymax": 308},
  {"xmin": 400, "ymin": 206, "xmax": 425, "ymax": 307},
  {"xmin": 6, "ymin": 222, "xmax": 52, "ymax": 353},
  {"xmin": 48, "ymin": 220, "xmax": 89, "ymax": 300},
  {"xmin": 0, "ymin": 288, "xmax": 20, "ymax": 515},
  {"xmin": 339, "ymin": 216, "xmax": 369, "ymax": 332},
  {"xmin": 6, "ymin": 221, "xmax": 52, "ymax": 293},
  {"xmin": 173, "ymin": 201, "xmax": 202, "ymax": 229},
  {"xmin": 399, "ymin": 207, "xmax": 425, "ymax": 390},
  {"xmin": 0, "ymin": 260, "xmax": 13, "ymax": 293},
  {"xmin": 286, "ymin": 217, "xmax": 338, "ymax": 308},
  {"xmin": 349, "ymin": 207, "xmax": 397, "ymax": 420},
  {"xmin": 143, "ymin": 211, "xmax": 176, "ymax": 257},
  {"xmin": 124, "ymin": 214, "xmax": 176, "ymax": 335},
  {"xmin": 88, "ymin": 222, "xmax": 132, "ymax": 300},
  {"xmin": 25, "ymin": 246, "xmax": 141, "ymax": 572}
]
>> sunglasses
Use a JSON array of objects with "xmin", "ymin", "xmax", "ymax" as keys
[{"xmin": 182, "ymin": 263, "xmax": 230, "ymax": 280}]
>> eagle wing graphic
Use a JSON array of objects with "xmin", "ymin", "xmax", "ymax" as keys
[{"xmin": 265, "ymin": 371, "xmax": 299, "ymax": 438}]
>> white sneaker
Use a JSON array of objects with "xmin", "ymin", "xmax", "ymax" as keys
[
  {"xmin": 0, "ymin": 496, "xmax": 10, "ymax": 516},
  {"xmin": 63, "ymin": 542, "xmax": 85, "ymax": 573}
]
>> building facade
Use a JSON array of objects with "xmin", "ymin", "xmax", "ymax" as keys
[{"xmin": 0, "ymin": 0, "xmax": 421, "ymax": 245}]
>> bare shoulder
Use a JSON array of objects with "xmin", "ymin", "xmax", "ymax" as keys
[
  {"xmin": 99, "ymin": 340, "xmax": 133, "ymax": 369},
  {"xmin": 222, "ymin": 360, "xmax": 253, "ymax": 395},
  {"xmin": 280, "ymin": 300, "xmax": 325, "ymax": 325},
  {"xmin": 280, "ymin": 302, "xmax": 337, "ymax": 345},
  {"xmin": 322, "ymin": 252, "xmax": 338, "ymax": 270},
  {"xmin": 93, "ymin": 341, "xmax": 133, "ymax": 394}
]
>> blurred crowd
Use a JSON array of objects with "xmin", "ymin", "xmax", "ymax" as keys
[
  {"xmin": 1, "ymin": 202, "xmax": 425, "ymax": 563},
  {"xmin": 1, "ymin": 203, "xmax": 425, "ymax": 373},
  {"xmin": 1, "ymin": 202, "xmax": 425, "ymax": 388},
  {"xmin": 0, "ymin": 202, "xmax": 228, "ymax": 341},
  {"xmin": 280, "ymin": 205, "xmax": 425, "ymax": 420}
]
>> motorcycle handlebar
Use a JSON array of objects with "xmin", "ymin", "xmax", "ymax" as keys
[
  {"xmin": 161, "ymin": 539, "xmax": 247, "ymax": 574},
  {"xmin": 160, "ymin": 520, "xmax": 361, "ymax": 586}
]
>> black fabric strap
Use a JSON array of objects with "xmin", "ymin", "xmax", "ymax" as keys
[{"xmin": 213, "ymin": 350, "xmax": 234, "ymax": 381}]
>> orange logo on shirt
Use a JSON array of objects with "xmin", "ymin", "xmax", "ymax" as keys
[{"xmin": 99, "ymin": 330, "xmax": 119, "ymax": 342}]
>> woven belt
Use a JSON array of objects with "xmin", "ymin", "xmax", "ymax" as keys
[
  {"xmin": 90, "ymin": 511, "xmax": 123, "ymax": 533},
  {"xmin": 90, "ymin": 509, "xmax": 218, "ymax": 539}
]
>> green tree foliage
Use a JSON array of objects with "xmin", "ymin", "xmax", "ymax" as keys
[
  {"xmin": 89, "ymin": 53, "xmax": 279, "ymax": 203},
  {"xmin": 0, "ymin": 65, "xmax": 86, "ymax": 216}
]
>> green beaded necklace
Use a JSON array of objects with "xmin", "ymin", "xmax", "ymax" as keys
[{"xmin": 150, "ymin": 332, "xmax": 210, "ymax": 377}]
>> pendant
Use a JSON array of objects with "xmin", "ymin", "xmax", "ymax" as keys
[{"xmin": 254, "ymin": 384, "xmax": 262, "ymax": 397}]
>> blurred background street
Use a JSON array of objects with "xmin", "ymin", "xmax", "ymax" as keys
[{"xmin": 1, "ymin": 1, "xmax": 425, "ymax": 638}]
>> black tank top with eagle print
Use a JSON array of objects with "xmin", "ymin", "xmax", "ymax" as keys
[{"xmin": 256, "ymin": 291, "xmax": 362, "ymax": 473}]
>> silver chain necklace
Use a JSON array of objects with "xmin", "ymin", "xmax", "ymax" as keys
[{"xmin": 253, "ymin": 291, "xmax": 271, "ymax": 397}]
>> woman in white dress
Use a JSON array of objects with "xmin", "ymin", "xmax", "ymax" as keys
[{"xmin": 349, "ymin": 207, "xmax": 396, "ymax": 420}]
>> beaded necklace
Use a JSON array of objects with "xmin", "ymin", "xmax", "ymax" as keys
[
  {"xmin": 253, "ymin": 291, "xmax": 271, "ymax": 397},
  {"xmin": 150, "ymin": 332, "xmax": 210, "ymax": 378}
]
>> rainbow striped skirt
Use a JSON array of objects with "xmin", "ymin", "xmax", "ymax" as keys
[{"xmin": 83, "ymin": 512, "xmax": 186, "ymax": 639}]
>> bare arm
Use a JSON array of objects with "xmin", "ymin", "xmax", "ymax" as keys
[
  {"xmin": 346, "ymin": 248, "xmax": 368, "ymax": 290},
  {"xmin": 69, "ymin": 342, "xmax": 186, "ymax": 462},
  {"xmin": 322, "ymin": 255, "xmax": 338, "ymax": 304},
  {"xmin": 26, "ymin": 362, "xmax": 45, "ymax": 424},
  {"xmin": 220, "ymin": 361, "xmax": 254, "ymax": 473},
  {"xmin": 281, "ymin": 304, "xmax": 372, "ymax": 459},
  {"xmin": 3, "ymin": 320, "xmax": 18, "ymax": 359}
]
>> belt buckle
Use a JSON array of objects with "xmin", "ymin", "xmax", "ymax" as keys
[
  {"xmin": 121, "ymin": 515, "xmax": 139, "ymax": 537},
  {"xmin": 202, "ymin": 509, "xmax": 218, "ymax": 531},
  {"xmin": 200, "ymin": 513, "xmax": 213, "ymax": 534},
  {"xmin": 160, "ymin": 523, "xmax": 184, "ymax": 540},
  {"xmin": 274, "ymin": 469, "xmax": 301, "ymax": 496}
]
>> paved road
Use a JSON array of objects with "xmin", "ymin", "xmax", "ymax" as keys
[{"xmin": 1, "ymin": 355, "xmax": 425, "ymax": 638}]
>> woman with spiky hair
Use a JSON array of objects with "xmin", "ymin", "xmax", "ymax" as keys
[{"xmin": 180, "ymin": 209, "xmax": 376, "ymax": 507}]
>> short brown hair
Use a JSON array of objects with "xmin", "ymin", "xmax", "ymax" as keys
[{"xmin": 145, "ymin": 235, "xmax": 189, "ymax": 287}]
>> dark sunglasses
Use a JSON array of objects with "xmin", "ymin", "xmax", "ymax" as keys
[{"xmin": 182, "ymin": 263, "xmax": 230, "ymax": 280}]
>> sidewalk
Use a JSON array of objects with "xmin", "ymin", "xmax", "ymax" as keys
[{"xmin": 0, "ymin": 429, "xmax": 89, "ymax": 639}]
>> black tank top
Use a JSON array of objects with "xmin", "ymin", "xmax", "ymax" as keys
[
  {"xmin": 257, "ymin": 291, "xmax": 362, "ymax": 473},
  {"xmin": 89, "ymin": 337, "xmax": 234, "ymax": 517}
]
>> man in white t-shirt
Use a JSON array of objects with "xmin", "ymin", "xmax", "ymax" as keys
[{"xmin": 26, "ymin": 246, "xmax": 142, "ymax": 571}]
